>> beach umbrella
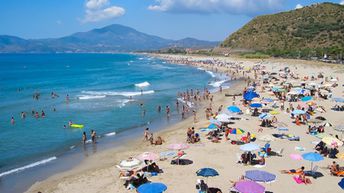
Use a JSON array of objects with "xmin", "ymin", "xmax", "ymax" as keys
[
  {"xmin": 301, "ymin": 96, "xmax": 313, "ymax": 102},
  {"xmin": 336, "ymin": 153, "xmax": 344, "ymax": 160},
  {"xmin": 323, "ymin": 122, "xmax": 332, "ymax": 127},
  {"xmin": 234, "ymin": 180, "xmax": 265, "ymax": 193},
  {"xmin": 322, "ymin": 136, "xmax": 343, "ymax": 146},
  {"xmin": 137, "ymin": 152, "xmax": 159, "ymax": 161},
  {"xmin": 250, "ymin": 103, "xmax": 263, "ymax": 108},
  {"xmin": 269, "ymin": 110, "xmax": 279, "ymax": 115},
  {"xmin": 196, "ymin": 168, "xmax": 219, "ymax": 177},
  {"xmin": 168, "ymin": 143, "xmax": 189, "ymax": 150},
  {"xmin": 277, "ymin": 127, "xmax": 288, "ymax": 131},
  {"xmin": 244, "ymin": 91, "xmax": 260, "ymax": 101},
  {"xmin": 262, "ymin": 98, "xmax": 274, "ymax": 103},
  {"xmin": 228, "ymin": 105, "xmax": 241, "ymax": 113},
  {"xmin": 315, "ymin": 116, "xmax": 326, "ymax": 121},
  {"xmin": 259, "ymin": 113, "xmax": 271, "ymax": 120},
  {"xmin": 118, "ymin": 158, "xmax": 142, "ymax": 170},
  {"xmin": 245, "ymin": 170, "xmax": 276, "ymax": 183},
  {"xmin": 334, "ymin": 125, "xmax": 344, "ymax": 132},
  {"xmin": 302, "ymin": 152, "xmax": 324, "ymax": 170},
  {"xmin": 209, "ymin": 119, "xmax": 222, "ymax": 126},
  {"xmin": 216, "ymin": 114, "xmax": 231, "ymax": 122},
  {"xmin": 137, "ymin": 182, "xmax": 167, "ymax": 193},
  {"xmin": 258, "ymin": 135, "xmax": 274, "ymax": 142},
  {"xmin": 208, "ymin": 123, "xmax": 219, "ymax": 129},
  {"xmin": 333, "ymin": 97, "xmax": 344, "ymax": 103},
  {"xmin": 292, "ymin": 109, "xmax": 306, "ymax": 115},
  {"xmin": 308, "ymin": 119, "xmax": 323, "ymax": 124},
  {"xmin": 230, "ymin": 128, "xmax": 245, "ymax": 135},
  {"xmin": 338, "ymin": 178, "xmax": 344, "ymax": 190},
  {"xmin": 240, "ymin": 143, "xmax": 260, "ymax": 152},
  {"xmin": 160, "ymin": 151, "xmax": 177, "ymax": 159},
  {"xmin": 290, "ymin": 154, "xmax": 303, "ymax": 160},
  {"xmin": 315, "ymin": 133, "xmax": 330, "ymax": 139}
]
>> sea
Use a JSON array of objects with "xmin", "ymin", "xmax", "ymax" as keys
[{"xmin": 0, "ymin": 53, "xmax": 230, "ymax": 192}]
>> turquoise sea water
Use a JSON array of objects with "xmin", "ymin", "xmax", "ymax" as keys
[{"xmin": 0, "ymin": 53, "xmax": 228, "ymax": 182}]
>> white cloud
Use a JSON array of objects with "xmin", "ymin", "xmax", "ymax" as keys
[
  {"xmin": 148, "ymin": 0, "xmax": 285, "ymax": 16},
  {"xmin": 340, "ymin": 0, "xmax": 344, "ymax": 5},
  {"xmin": 83, "ymin": 0, "xmax": 125, "ymax": 23},
  {"xmin": 86, "ymin": 0, "xmax": 109, "ymax": 9},
  {"xmin": 295, "ymin": 4, "xmax": 303, "ymax": 9}
]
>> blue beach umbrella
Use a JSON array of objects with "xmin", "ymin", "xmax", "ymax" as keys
[
  {"xmin": 262, "ymin": 98, "xmax": 274, "ymax": 103},
  {"xmin": 228, "ymin": 106, "xmax": 241, "ymax": 113},
  {"xmin": 301, "ymin": 96, "xmax": 313, "ymax": 102},
  {"xmin": 277, "ymin": 127, "xmax": 289, "ymax": 131},
  {"xmin": 137, "ymin": 182, "xmax": 167, "ymax": 193},
  {"xmin": 245, "ymin": 170, "xmax": 276, "ymax": 183},
  {"xmin": 333, "ymin": 97, "xmax": 344, "ymax": 103},
  {"xmin": 208, "ymin": 123, "xmax": 219, "ymax": 129},
  {"xmin": 292, "ymin": 109, "xmax": 306, "ymax": 115},
  {"xmin": 244, "ymin": 91, "xmax": 260, "ymax": 101},
  {"xmin": 259, "ymin": 113, "xmax": 271, "ymax": 120},
  {"xmin": 196, "ymin": 168, "xmax": 219, "ymax": 177},
  {"xmin": 209, "ymin": 119, "xmax": 222, "ymax": 126},
  {"xmin": 250, "ymin": 103, "xmax": 263, "ymax": 108},
  {"xmin": 302, "ymin": 152, "xmax": 324, "ymax": 170},
  {"xmin": 338, "ymin": 178, "xmax": 344, "ymax": 190}
]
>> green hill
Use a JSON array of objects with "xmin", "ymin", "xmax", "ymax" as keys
[{"xmin": 221, "ymin": 3, "xmax": 344, "ymax": 59}]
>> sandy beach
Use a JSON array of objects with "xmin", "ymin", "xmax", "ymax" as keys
[{"xmin": 26, "ymin": 54, "xmax": 344, "ymax": 193}]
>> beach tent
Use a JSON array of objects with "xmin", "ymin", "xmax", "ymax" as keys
[
  {"xmin": 245, "ymin": 170, "xmax": 276, "ymax": 183},
  {"xmin": 234, "ymin": 180, "xmax": 265, "ymax": 193},
  {"xmin": 137, "ymin": 182, "xmax": 167, "ymax": 193}
]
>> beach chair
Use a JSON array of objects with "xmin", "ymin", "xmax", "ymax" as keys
[{"xmin": 275, "ymin": 148, "xmax": 284, "ymax": 157}]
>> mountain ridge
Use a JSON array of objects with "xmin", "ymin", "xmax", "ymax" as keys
[
  {"xmin": 0, "ymin": 24, "xmax": 219, "ymax": 53},
  {"xmin": 221, "ymin": 2, "xmax": 344, "ymax": 58}
]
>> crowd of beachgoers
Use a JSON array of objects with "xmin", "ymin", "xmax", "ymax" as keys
[{"xmin": 27, "ymin": 55, "xmax": 344, "ymax": 193}]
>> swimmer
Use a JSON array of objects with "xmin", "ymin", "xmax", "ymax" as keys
[
  {"xmin": 11, "ymin": 116, "xmax": 15, "ymax": 125},
  {"xmin": 82, "ymin": 132, "xmax": 87, "ymax": 144}
]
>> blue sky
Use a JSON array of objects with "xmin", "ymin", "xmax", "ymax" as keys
[{"xmin": 0, "ymin": 0, "xmax": 343, "ymax": 41}]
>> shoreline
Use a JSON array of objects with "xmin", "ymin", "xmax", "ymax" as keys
[{"xmin": 26, "ymin": 54, "xmax": 344, "ymax": 193}]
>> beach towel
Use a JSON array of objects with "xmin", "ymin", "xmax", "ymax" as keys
[
  {"xmin": 293, "ymin": 176, "xmax": 305, "ymax": 184},
  {"xmin": 335, "ymin": 171, "xmax": 344, "ymax": 176}
]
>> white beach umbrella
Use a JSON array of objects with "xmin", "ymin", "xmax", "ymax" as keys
[
  {"xmin": 216, "ymin": 113, "xmax": 232, "ymax": 122},
  {"xmin": 118, "ymin": 158, "xmax": 143, "ymax": 170}
]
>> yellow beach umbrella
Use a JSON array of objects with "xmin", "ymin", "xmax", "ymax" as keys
[
  {"xmin": 336, "ymin": 153, "xmax": 344, "ymax": 160},
  {"xmin": 270, "ymin": 110, "xmax": 279, "ymax": 115},
  {"xmin": 322, "ymin": 136, "xmax": 343, "ymax": 146}
]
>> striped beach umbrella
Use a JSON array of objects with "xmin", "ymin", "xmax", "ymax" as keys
[{"xmin": 230, "ymin": 128, "xmax": 245, "ymax": 134}]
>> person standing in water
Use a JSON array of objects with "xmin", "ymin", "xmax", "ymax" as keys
[
  {"xmin": 82, "ymin": 132, "xmax": 87, "ymax": 144},
  {"xmin": 91, "ymin": 130, "xmax": 96, "ymax": 143},
  {"xmin": 66, "ymin": 94, "xmax": 70, "ymax": 103},
  {"xmin": 11, "ymin": 116, "xmax": 15, "ymax": 125}
]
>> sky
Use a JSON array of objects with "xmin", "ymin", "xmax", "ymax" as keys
[{"xmin": 0, "ymin": 0, "xmax": 343, "ymax": 41}]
